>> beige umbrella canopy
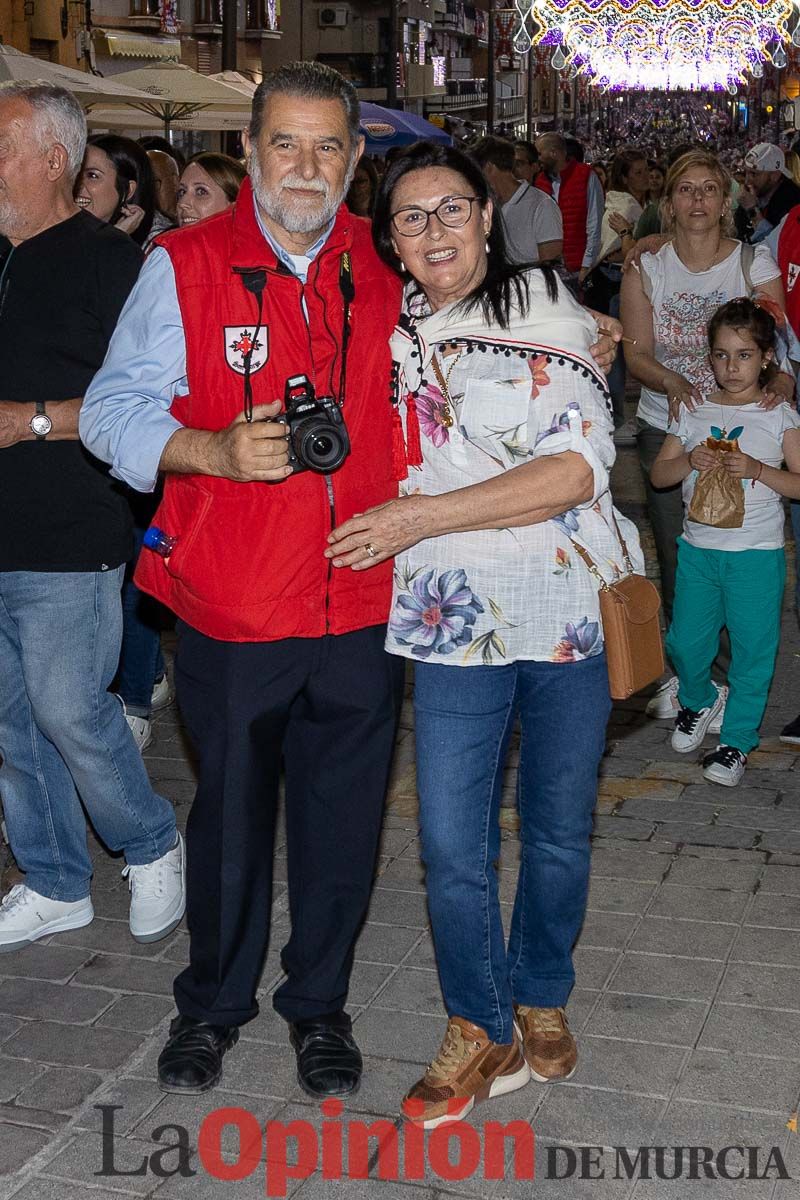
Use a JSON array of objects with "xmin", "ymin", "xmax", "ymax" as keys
[
  {"xmin": 85, "ymin": 61, "xmax": 252, "ymax": 133},
  {"xmin": 0, "ymin": 44, "xmax": 153, "ymax": 105},
  {"xmin": 206, "ymin": 71, "xmax": 258, "ymax": 98}
]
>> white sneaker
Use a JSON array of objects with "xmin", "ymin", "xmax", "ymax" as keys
[
  {"xmin": 125, "ymin": 713, "xmax": 153, "ymax": 752},
  {"xmin": 671, "ymin": 692, "xmax": 726, "ymax": 754},
  {"xmin": 646, "ymin": 676, "xmax": 679, "ymax": 719},
  {"xmin": 124, "ymin": 832, "xmax": 186, "ymax": 943},
  {"xmin": 151, "ymin": 674, "xmax": 173, "ymax": 712},
  {"xmin": 0, "ymin": 884, "xmax": 93, "ymax": 953},
  {"xmin": 703, "ymin": 744, "xmax": 747, "ymax": 787},
  {"xmin": 648, "ymin": 677, "xmax": 727, "ymax": 733}
]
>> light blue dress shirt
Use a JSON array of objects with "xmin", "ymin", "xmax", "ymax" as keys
[{"xmin": 80, "ymin": 197, "xmax": 334, "ymax": 493}]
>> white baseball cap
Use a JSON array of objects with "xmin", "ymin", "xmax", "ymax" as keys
[{"xmin": 744, "ymin": 143, "xmax": 792, "ymax": 177}]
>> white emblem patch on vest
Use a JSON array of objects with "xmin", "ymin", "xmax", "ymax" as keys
[
  {"xmin": 224, "ymin": 325, "xmax": 269, "ymax": 375},
  {"xmin": 787, "ymin": 263, "xmax": 800, "ymax": 294}
]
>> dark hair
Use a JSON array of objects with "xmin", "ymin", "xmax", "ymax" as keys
[
  {"xmin": 564, "ymin": 136, "xmax": 585, "ymax": 163},
  {"xmin": 471, "ymin": 135, "xmax": 515, "ymax": 173},
  {"xmin": 250, "ymin": 61, "xmax": 359, "ymax": 147},
  {"xmin": 513, "ymin": 139, "xmax": 539, "ymax": 166},
  {"xmin": 372, "ymin": 141, "xmax": 556, "ymax": 329},
  {"xmin": 345, "ymin": 154, "xmax": 379, "ymax": 216},
  {"xmin": 707, "ymin": 298, "xmax": 776, "ymax": 363},
  {"xmin": 667, "ymin": 142, "xmax": 696, "ymax": 168},
  {"xmin": 87, "ymin": 134, "xmax": 156, "ymax": 246},
  {"xmin": 185, "ymin": 152, "xmax": 246, "ymax": 203},
  {"xmin": 137, "ymin": 135, "xmax": 186, "ymax": 172},
  {"xmin": 608, "ymin": 146, "xmax": 648, "ymax": 193}
]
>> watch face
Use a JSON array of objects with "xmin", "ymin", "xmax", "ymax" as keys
[{"xmin": 31, "ymin": 413, "xmax": 52, "ymax": 437}]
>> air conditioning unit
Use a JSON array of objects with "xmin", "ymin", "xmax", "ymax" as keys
[{"xmin": 319, "ymin": 6, "xmax": 349, "ymax": 27}]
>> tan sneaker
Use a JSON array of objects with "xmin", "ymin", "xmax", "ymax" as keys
[
  {"xmin": 514, "ymin": 1005, "xmax": 577, "ymax": 1082},
  {"xmin": 402, "ymin": 1016, "xmax": 530, "ymax": 1129}
]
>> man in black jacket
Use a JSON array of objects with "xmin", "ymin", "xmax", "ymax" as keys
[
  {"xmin": 0, "ymin": 83, "xmax": 185, "ymax": 954},
  {"xmin": 735, "ymin": 142, "xmax": 800, "ymax": 244}
]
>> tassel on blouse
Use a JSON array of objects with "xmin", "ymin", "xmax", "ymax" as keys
[
  {"xmin": 404, "ymin": 391, "xmax": 423, "ymax": 468},
  {"xmin": 391, "ymin": 405, "xmax": 408, "ymax": 480}
]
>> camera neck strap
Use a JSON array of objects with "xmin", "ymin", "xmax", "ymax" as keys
[
  {"xmin": 236, "ymin": 253, "xmax": 355, "ymax": 423},
  {"xmin": 337, "ymin": 252, "xmax": 355, "ymax": 408}
]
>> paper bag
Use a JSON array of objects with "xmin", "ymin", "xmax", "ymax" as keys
[{"xmin": 687, "ymin": 442, "xmax": 745, "ymax": 529}]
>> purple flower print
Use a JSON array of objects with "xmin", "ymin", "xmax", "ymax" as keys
[
  {"xmin": 390, "ymin": 568, "xmax": 484, "ymax": 659},
  {"xmin": 535, "ymin": 401, "xmax": 581, "ymax": 447},
  {"xmin": 415, "ymin": 383, "xmax": 452, "ymax": 448},
  {"xmin": 551, "ymin": 508, "xmax": 581, "ymax": 537},
  {"xmin": 552, "ymin": 617, "xmax": 603, "ymax": 663}
]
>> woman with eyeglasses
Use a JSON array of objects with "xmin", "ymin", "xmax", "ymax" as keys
[
  {"xmin": 620, "ymin": 149, "xmax": 790, "ymax": 722},
  {"xmin": 326, "ymin": 142, "xmax": 642, "ymax": 1128}
]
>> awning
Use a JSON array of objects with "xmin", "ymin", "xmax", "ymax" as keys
[{"xmin": 94, "ymin": 31, "xmax": 181, "ymax": 61}]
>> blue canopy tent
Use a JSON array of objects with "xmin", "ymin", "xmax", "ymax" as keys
[{"xmin": 358, "ymin": 103, "xmax": 453, "ymax": 155}]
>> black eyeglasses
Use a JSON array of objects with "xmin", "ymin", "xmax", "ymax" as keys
[{"xmin": 390, "ymin": 196, "xmax": 479, "ymax": 237}]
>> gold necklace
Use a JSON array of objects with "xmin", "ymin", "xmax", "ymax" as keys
[{"xmin": 429, "ymin": 344, "xmax": 464, "ymax": 428}]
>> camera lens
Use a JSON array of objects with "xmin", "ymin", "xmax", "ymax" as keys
[{"xmin": 293, "ymin": 419, "xmax": 348, "ymax": 473}]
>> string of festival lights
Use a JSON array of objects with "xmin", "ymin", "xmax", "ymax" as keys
[{"xmin": 513, "ymin": 0, "xmax": 799, "ymax": 92}]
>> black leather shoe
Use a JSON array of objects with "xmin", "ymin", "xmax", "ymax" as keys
[
  {"xmin": 157, "ymin": 1015, "xmax": 239, "ymax": 1093},
  {"xmin": 289, "ymin": 1010, "xmax": 362, "ymax": 1098}
]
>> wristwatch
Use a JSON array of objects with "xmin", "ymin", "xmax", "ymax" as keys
[{"xmin": 30, "ymin": 400, "xmax": 52, "ymax": 441}]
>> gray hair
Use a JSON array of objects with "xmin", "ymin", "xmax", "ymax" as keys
[
  {"xmin": 0, "ymin": 82, "xmax": 87, "ymax": 182},
  {"xmin": 250, "ymin": 61, "xmax": 360, "ymax": 148}
]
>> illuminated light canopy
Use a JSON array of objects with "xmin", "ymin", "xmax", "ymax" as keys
[{"xmin": 514, "ymin": 0, "xmax": 796, "ymax": 91}]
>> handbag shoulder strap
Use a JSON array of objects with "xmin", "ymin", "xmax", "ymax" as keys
[{"xmin": 567, "ymin": 511, "xmax": 635, "ymax": 587}]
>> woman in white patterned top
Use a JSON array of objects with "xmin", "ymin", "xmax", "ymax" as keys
[{"xmin": 325, "ymin": 142, "xmax": 642, "ymax": 1129}]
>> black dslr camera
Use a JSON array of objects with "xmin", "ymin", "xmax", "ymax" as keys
[{"xmin": 280, "ymin": 375, "xmax": 350, "ymax": 475}]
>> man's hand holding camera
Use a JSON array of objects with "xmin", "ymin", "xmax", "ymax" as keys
[
  {"xmin": 163, "ymin": 400, "xmax": 292, "ymax": 483},
  {"xmin": 209, "ymin": 401, "xmax": 291, "ymax": 483}
]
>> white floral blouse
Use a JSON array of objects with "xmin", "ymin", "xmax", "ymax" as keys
[{"xmin": 386, "ymin": 296, "xmax": 644, "ymax": 666}]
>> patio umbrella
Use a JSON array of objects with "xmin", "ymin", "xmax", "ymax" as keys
[
  {"xmin": 84, "ymin": 61, "xmax": 251, "ymax": 133},
  {"xmin": 206, "ymin": 70, "xmax": 258, "ymax": 98},
  {"xmin": 0, "ymin": 44, "xmax": 153, "ymax": 105},
  {"xmin": 358, "ymin": 103, "xmax": 452, "ymax": 154}
]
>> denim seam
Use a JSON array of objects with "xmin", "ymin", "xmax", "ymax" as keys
[{"xmin": 479, "ymin": 683, "xmax": 517, "ymax": 1044}]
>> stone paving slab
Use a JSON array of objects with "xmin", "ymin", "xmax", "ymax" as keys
[{"xmin": 2, "ymin": 446, "xmax": 800, "ymax": 1199}]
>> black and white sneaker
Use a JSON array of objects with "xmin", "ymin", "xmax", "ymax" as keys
[
  {"xmin": 671, "ymin": 692, "xmax": 725, "ymax": 754},
  {"xmin": 702, "ymin": 744, "xmax": 747, "ymax": 787},
  {"xmin": 780, "ymin": 714, "xmax": 800, "ymax": 745}
]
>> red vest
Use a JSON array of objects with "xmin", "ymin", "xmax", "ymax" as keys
[
  {"xmin": 134, "ymin": 180, "xmax": 403, "ymax": 643},
  {"xmin": 778, "ymin": 204, "xmax": 800, "ymax": 338},
  {"xmin": 536, "ymin": 160, "xmax": 592, "ymax": 273}
]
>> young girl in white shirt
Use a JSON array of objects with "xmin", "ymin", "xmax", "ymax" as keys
[{"xmin": 651, "ymin": 298, "xmax": 800, "ymax": 786}]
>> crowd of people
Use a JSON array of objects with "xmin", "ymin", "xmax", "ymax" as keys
[{"xmin": 1, "ymin": 62, "xmax": 800, "ymax": 1129}]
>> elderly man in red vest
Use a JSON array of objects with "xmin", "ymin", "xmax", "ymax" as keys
[
  {"xmin": 81, "ymin": 61, "xmax": 406, "ymax": 1100},
  {"xmin": 535, "ymin": 132, "xmax": 603, "ymax": 290}
]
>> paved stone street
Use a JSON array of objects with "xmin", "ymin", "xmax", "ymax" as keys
[{"xmin": 2, "ymin": 435, "xmax": 800, "ymax": 1199}]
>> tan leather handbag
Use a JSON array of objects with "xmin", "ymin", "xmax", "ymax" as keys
[{"xmin": 570, "ymin": 520, "xmax": 664, "ymax": 700}]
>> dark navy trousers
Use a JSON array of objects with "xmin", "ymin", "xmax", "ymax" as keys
[{"xmin": 173, "ymin": 621, "xmax": 403, "ymax": 1027}]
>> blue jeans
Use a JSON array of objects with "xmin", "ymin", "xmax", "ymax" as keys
[
  {"xmin": 0, "ymin": 568, "xmax": 178, "ymax": 902},
  {"xmin": 116, "ymin": 524, "xmax": 165, "ymax": 718},
  {"xmin": 414, "ymin": 653, "xmax": 611, "ymax": 1045}
]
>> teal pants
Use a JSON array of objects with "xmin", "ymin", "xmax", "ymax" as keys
[{"xmin": 665, "ymin": 539, "xmax": 785, "ymax": 755}]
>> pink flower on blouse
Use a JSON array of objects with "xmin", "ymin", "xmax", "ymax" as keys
[
  {"xmin": 415, "ymin": 383, "xmax": 451, "ymax": 447},
  {"xmin": 528, "ymin": 354, "xmax": 551, "ymax": 400}
]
